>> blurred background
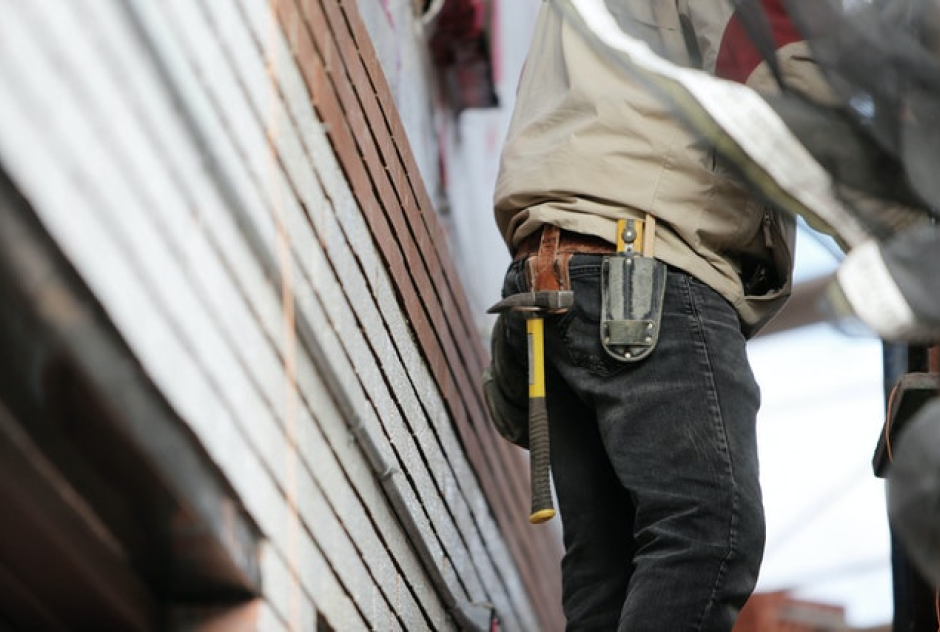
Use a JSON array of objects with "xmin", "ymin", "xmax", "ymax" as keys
[{"xmin": 749, "ymin": 228, "xmax": 892, "ymax": 628}]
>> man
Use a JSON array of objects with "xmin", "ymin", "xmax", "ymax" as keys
[{"xmin": 487, "ymin": 1, "xmax": 831, "ymax": 629}]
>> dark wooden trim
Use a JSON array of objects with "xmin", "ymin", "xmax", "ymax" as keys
[
  {"xmin": 0, "ymin": 173, "xmax": 264, "ymax": 629},
  {"xmin": 0, "ymin": 399, "xmax": 156, "ymax": 632},
  {"xmin": 275, "ymin": 0, "xmax": 563, "ymax": 627}
]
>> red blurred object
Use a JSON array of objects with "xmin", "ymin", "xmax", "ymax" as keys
[
  {"xmin": 733, "ymin": 591, "xmax": 874, "ymax": 632},
  {"xmin": 428, "ymin": 0, "xmax": 498, "ymax": 112}
]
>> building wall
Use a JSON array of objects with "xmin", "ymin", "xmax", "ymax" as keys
[
  {"xmin": 438, "ymin": 0, "xmax": 543, "ymax": 332},
  {"xmin": 0, "ymin": 0, "xmax": 561, "ymax": 630},
  {"xmin": 356, "ymin": 0, "xmax": 544, "ymax": 338},
  {"xmin": 355, "ymin": 0, "xmax": 442, "ymax": 206}
]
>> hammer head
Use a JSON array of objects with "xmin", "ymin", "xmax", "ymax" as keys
[{"xmin": 487, "ymin": 290, "xmax": 574, "ymax": 315}]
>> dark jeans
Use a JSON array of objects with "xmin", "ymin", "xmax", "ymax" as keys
[{"xmin": 502, "ymin": 255, "xmax": 765, "ymax": 631}]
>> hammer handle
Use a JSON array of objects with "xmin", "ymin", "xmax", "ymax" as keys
[
  {"xmin": 526, "ymin": 316, "xmax": 555, "ymax": 524},
  {"xmin": 528, "ymin": 395, "xmax": 555, "ymax": 523}
]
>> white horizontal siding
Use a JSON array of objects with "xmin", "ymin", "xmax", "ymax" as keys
[{"xmin": 0, "ymin": 0, "xmax": 537, "ymax": 630}]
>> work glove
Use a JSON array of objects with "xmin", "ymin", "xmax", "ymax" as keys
[{"xmin": 481, "ymin": 313, "xmax": 530, "ymax": 449}]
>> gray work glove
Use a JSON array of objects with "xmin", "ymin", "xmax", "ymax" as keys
[{"xmin": 482, "ymin": 313, "xmax": 530, "ymax": 449}]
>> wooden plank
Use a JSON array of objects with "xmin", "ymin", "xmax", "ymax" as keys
[
  {"xmin": 81, "ymin": 1, "xmax": 496, "ymax": 628},
  {"xmin": 95, "ymin": 2, "xmax": 438, "ymax": 628},
  {"xmin": 0, "ymin": 4, "xmax": 423, "ymax": 630},
  {"xmin": 293, "ymin": 0, "xmax": 534, "ymax": 528},
  {"xmin": 333, "ymin": 0, "xmax": 564, "ymax": 600},
  {"xmin": 281, "ymin": 1, "xmax": 561, "ymax": 623},
  {"xmin": 227, "ymin": 0, "xmax": 539, "ymax": 621},
  {"xmin": 0, "ymin": 0, "xmax": 560, "ymax": 628},
  {"xmin": 303, "ymin": 0, "xmax": 485, "ymax": 423},
  {"xmin": 334, "ymin": 0, "xmax": 488, "ymax": 375},
  {"xmin": 282, "ymin": 0, "xmax": 530, "ymax": 539},
  {"xmin": 278, "ymin": 0, "xmax": 557, "ymax": 624},
  {"xmin": 255, "ymin": 17, "xmax": 544, "ymax": 628},
  {"xmin": 155, "ymin": 0, "xmax": 469, "ymax": 617}
]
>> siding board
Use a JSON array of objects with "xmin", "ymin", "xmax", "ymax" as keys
[
  {"xmin": 0, "ymin": 5, "xmax": 400, "ymax": 629},
  {"xmin": 0, "ymin": 4, "xmax": 412, "ymax": 630},
  {"xmin": 262, "ymin": 8, "xmax": 544, "ymax": 624},
  {"xmin": 166, "ymin": 0, "xmax": 544, "ymax": 628},
  {"xmin": 131, "ymin": 1, "xmax": 448, "ymax": 628},
  {"xmin": 0, "ymin": 0, "xmax": 562, "ymax": 628},
  {"xmin": 279, "ymin": 1, "xmax": 563, "ymax": 626},
  {"xmin": 182, "ymin": 3, "xmax": 522, "ymax": 623}
]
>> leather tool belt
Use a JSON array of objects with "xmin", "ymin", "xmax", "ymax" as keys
[
  {"xmin": 512, "ymin": 221, "xmax": 667, "ymax": 363},
  {"xmin": 513, "ymin": 225, "xmax": 617, "ymax": 261},
  {"xmin": 513, "ymin": 225, "xmax": 616, "ymax": 293}
]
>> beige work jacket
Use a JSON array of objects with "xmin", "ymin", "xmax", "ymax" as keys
[{"xmin": 494, "ymin": 1, "xmax": 829, "ymax": 337}]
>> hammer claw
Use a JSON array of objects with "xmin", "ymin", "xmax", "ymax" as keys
[{"xmin": 487, "ymin": 290, "xmax": 574, "ymax": 314}]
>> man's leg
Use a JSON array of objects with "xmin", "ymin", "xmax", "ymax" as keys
[
  {"xmin": 612, "ymin": 270, "xmax": 764, "ymax": 631},
  {"xmin": 502, "ymin": 256, "xmax": 637, "ymax": 629},
  {"xmin": 546, "ymin": 261, "xmax": 764, "ymax": 631},
  {"xmin": 546, "ymin": 367, "xmax": 636, "ymax": 629}
]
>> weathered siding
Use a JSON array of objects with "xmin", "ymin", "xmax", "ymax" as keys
[
  {"xmin": 0, "ymin": 0, "xmax": 561, "ymax": 630},
  {"xmin": 355, "ymin": 0, "xmax": 441, "ymax": 202},
  {"xmin": 438, "ymin": 0, "xmax": 545, "ymax": 321}
]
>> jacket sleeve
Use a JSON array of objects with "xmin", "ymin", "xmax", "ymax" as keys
[{"xmin": 678, "ymin": 0, "xmax": 838, "ymax": 104}]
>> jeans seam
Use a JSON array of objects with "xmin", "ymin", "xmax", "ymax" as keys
[{"xmin": 685, "ymin": 275, "xmax": 739, "ymax": 632}]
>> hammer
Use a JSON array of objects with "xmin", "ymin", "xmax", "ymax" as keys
[{"xmin": 488, "ymin": 290, "xmax": 573, "ymax": 523}]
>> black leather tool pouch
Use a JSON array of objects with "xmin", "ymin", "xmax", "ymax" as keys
[{"xmin": 600, "ymin": 254, "xmax": 667, "ymax": 362}]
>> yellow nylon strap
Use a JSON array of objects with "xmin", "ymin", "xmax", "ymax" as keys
[{"xmin": 616, "ymin": 218, "xmax": 645, "ymax": 254}]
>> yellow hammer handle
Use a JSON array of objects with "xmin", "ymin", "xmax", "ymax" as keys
[{"xmin": 527, "ymin": 317, "xmax": 555, "ymax": 524}]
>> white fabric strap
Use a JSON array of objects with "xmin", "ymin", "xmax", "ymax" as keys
[{"xmin": 837, "ymin": 240, "xmax": 918, "ymax": 341}]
